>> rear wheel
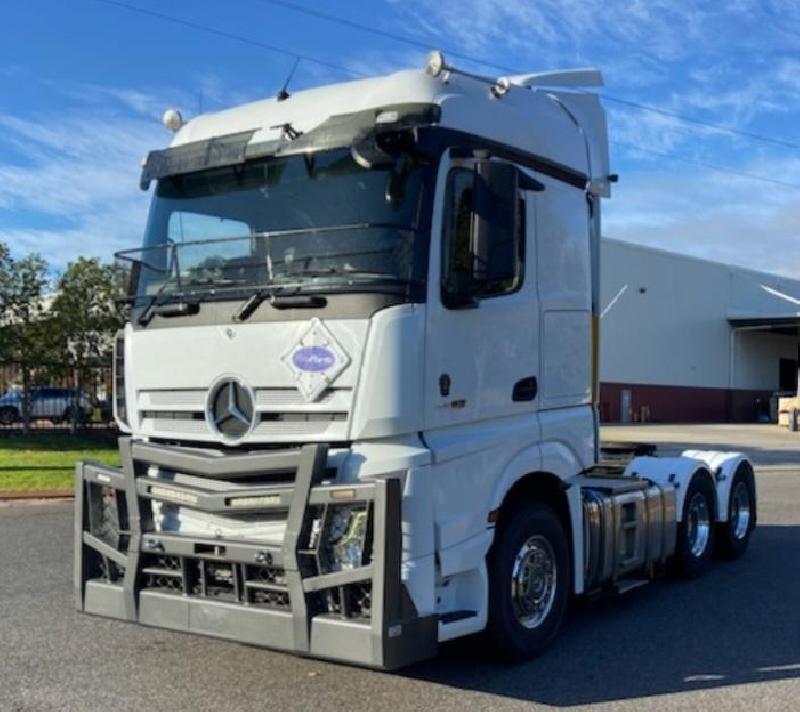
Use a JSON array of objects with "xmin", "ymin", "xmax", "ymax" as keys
[
  {"xmin": 486, "ymin": 502, "xmax": 570, "ymax": 661},
  {"xmin": 717, "ymin": 462, "xmax": 755, "ymax": 559},
  {"xmin": 674, "ymin": 472, "xmax": 716, "ymax": 577}
]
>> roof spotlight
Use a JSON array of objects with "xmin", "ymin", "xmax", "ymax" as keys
[
  {"xmin": 491, "ymin": 76, "xmax": 511, "ymax": 98},
  {"xmin": 424, "ymin": 50, "xmax": 447, "ymax": 77},
  {"xmin": 162, "ymin": 108, "xmax": 184, "ymax": 133}
]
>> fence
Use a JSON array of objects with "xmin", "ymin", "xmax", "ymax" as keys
[{"xmin": 0, "ymin": 360, "xmax": 116, "ymax": 433}]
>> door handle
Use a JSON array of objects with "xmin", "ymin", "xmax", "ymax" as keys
[{"xmin": 513, "ymin": 376, "xmax": 538, "ymax": 402}]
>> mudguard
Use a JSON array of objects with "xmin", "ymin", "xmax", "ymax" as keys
[
  {"xmin": 623, "ymin": 456, "xmax": 715, "ymax": 521},
  {"xmin": 681, "ymin": 450, "xmax": 754, "ymax": 522}
]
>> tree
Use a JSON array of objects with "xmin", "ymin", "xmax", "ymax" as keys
[
  {"xmin": 52, "ymin": 257, "xmax": 124, "ymax": 364},
  {"xmin": 0, "ymin": 242, "xmax": 55, "ymax": 431},
  {"xmin": 50, "ymin": 257, "xmax": 125, "ymax": 431}
]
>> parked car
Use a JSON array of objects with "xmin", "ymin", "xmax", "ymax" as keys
[{"xmin": 0, "ymin": 386, "xmax": 93, "ymax": 425}]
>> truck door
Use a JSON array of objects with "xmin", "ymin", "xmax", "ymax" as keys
[{"xmin": 424, "ymin": 154, "xmax": 541, "ymax": 431}]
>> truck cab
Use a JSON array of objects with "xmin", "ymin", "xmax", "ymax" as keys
[{"xmin": 75, "ymin": 54, "xmax": 756, "ymax": 668}]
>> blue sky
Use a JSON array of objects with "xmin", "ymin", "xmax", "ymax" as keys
[{"xmin": 2, "ymin": 0, "xmax": 800, "ymax": 276}]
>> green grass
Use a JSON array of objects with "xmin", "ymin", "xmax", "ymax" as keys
[{"xmin": 0, "ymin": 433, "xmax": 119, "ymax": 492}]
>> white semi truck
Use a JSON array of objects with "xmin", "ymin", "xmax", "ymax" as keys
[{"xmin": 75, "ymin": 53, "xmax": 756, "ymax": 669}]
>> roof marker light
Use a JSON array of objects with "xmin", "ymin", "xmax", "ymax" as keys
[
  {"xmin": 424, "ymin": 50, "xmax": 447, "ymax": 77},
  {"xmin": 491, "ymin": 77, "xmax": 511, "ymax": 98},
  {"xmin": 375, "ymin": 110, "xmax": 400, "ymax": 125},
  {"xmin": 162, "ymin": 108, "xmax": 184, "ymax": 132}
]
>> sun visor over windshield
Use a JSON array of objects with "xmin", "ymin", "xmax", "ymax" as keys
[
  {"xmin": 248, "ymin": 102, "xmax": 442, "ymax": 161},
  {"xmin": 139, "ymin": 103, "xmax": 441, "ymax": 188},
  {"xmin": 140, "ymin": 130, "xmax": 256, "ymax": 189}
]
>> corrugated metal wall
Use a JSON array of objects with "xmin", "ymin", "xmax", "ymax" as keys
[{"xmin": 599, "ymin": 239, "xmax": 799, "ymax": 422}]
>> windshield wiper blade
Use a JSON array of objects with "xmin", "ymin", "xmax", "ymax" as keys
[
  {"xmin": 138, "ymin": 292, "xmax": 163, "ymax": 326},
  {"xmin": 234, "ymin": 289, "xmax": 272, "ymax": 322}
]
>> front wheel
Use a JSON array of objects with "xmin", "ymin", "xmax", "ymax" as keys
[{"xmin": 486, "ymin": 502, "xmax": 570, "ymax": 661}]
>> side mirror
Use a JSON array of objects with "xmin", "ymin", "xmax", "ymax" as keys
[{"xmin": 350, "ymin": 131, "xmax": 394, "ymax": 169}]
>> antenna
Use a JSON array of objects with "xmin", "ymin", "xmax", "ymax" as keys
[{"xmin": 277, "ymin": 56, "xmax": 301, "ymax": 102}]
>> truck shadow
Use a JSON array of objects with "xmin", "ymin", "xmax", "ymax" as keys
[{"xmin": 404, "ymin": 524, "xmax": 800, "ymax": 707}]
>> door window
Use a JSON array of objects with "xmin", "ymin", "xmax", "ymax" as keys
[{"xmin": 441, "ymin": 166, "xmax": 524, "ymax": 306}]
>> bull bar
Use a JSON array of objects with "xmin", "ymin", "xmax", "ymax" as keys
[{"xmin": 74, "ymin": 438, "xmax": 437, "ymax": 669}]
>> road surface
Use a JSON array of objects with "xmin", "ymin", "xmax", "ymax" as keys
[{"xmin": 2, "ymin": 424, "xmax": 799, "ymax": 711}]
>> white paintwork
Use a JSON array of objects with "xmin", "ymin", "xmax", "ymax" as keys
[
  {"xmin": 536, "ymin": 175, "xmax": 593, "ymax": 410},
  {"xmin": 126, "ymin": 318, "xmax": 367, "ymax": 444},
  {"xmin": 682, "ymin": 450, "xmax": 750, "ymax": 521},
  {"xmin": 348, "ymin": 304, "xmax": 426, "ymax": 441},
  {"xmin": 624, "ymin": 456, "xmax": 712, "ymax": 521}
]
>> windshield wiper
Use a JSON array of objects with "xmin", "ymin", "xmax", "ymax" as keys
[
  {"xmin": 138, "ymin": 294, "xmax": 199, "ymax": 326},
  {"xmin": 234, "ymin": 288, "xmax": 271, "ymax": 322},
  {"xmin": 137, "ymin": 280, "xmax": 170, "ymax": 326},
  {"xmin": 234, "ymin": 288, "xmax": 327, "ymax": 321}
]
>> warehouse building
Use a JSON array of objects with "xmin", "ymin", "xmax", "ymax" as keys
[{"xmin": 599, "ymin": 238, "xmax": 800, "ymax": 423}]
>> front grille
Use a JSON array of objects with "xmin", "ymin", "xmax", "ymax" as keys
[
  {"xmin": 137, "ymin": 387, "xmax": 352, "ymax": 441},
  {"xmin": 138, "ymin": 387, "xmax": 350, "ymax": 412}
]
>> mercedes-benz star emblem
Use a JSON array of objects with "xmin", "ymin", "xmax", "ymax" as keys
[{"xmin": 208, "ymin": 378, "xmax": 255, "ymax": 440}]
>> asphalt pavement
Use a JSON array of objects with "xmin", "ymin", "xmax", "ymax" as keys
[{"xmin": 2, "ymin": 424, "xmax": 799, "ymax": 711}]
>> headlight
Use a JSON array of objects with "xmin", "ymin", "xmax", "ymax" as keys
[{"xmin": 321, "ymin": 504, "xmax": 371, "ymax": 572}]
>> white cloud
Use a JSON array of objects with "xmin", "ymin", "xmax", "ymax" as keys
[
  {"xmin": 0, "ymin": 74, "xmax": 264, "ymax": 270},
  {"xmin": 342, "ymin": 48, "xmax": 424, "ymax": 80},
  {"xmin": 0, "ymin": 98, "xmax": 165, "ymax": 268},
  {"xmin": 604, "ymin": 156, "xmax": 800, "ymax": 277}
]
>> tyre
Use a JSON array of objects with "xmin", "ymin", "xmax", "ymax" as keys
[
  {"xmin": 0, "ymin": 407, "xmax": 19, "ymax": 425},
  {"xmin": 486, "ymin": 502, "xmax": 570, "ymax": 661},
  {"xmin": 717, "ymin": 462, "xmax": 756, "ymax": 560},
  {"xmin": 673, "ymin": 470, "xmax": 716, "ymax": 578}
]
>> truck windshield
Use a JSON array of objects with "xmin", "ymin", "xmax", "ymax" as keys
[{"xmin": 121, "ymin": 148, "xmax": 429, "ymax": 302}]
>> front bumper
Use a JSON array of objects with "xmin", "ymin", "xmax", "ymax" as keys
[{"xmin": 74, "ymin": 438, "xmax": 437, "ymax": 669}]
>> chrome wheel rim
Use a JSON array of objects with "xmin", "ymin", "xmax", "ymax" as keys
[
  {"xmin": 688, "ymin": 492, "xmax": 711, "ymax": 557},
  {"xmin": 730, "ymin": 481, "xmax": 751, "ymax": 540},
  {"xmin": 511, "ymin": 535, "xmax": 557, "ymax": 629}
]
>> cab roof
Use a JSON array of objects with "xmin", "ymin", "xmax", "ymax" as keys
[{"xmin": 166, "ymin": 67, "xmax": 612, "ymax": 197}]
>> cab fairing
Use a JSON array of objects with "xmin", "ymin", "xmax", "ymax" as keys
[{"xmin": 163, "ymin": 69, "xmax": 608, "ymax": 198}]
